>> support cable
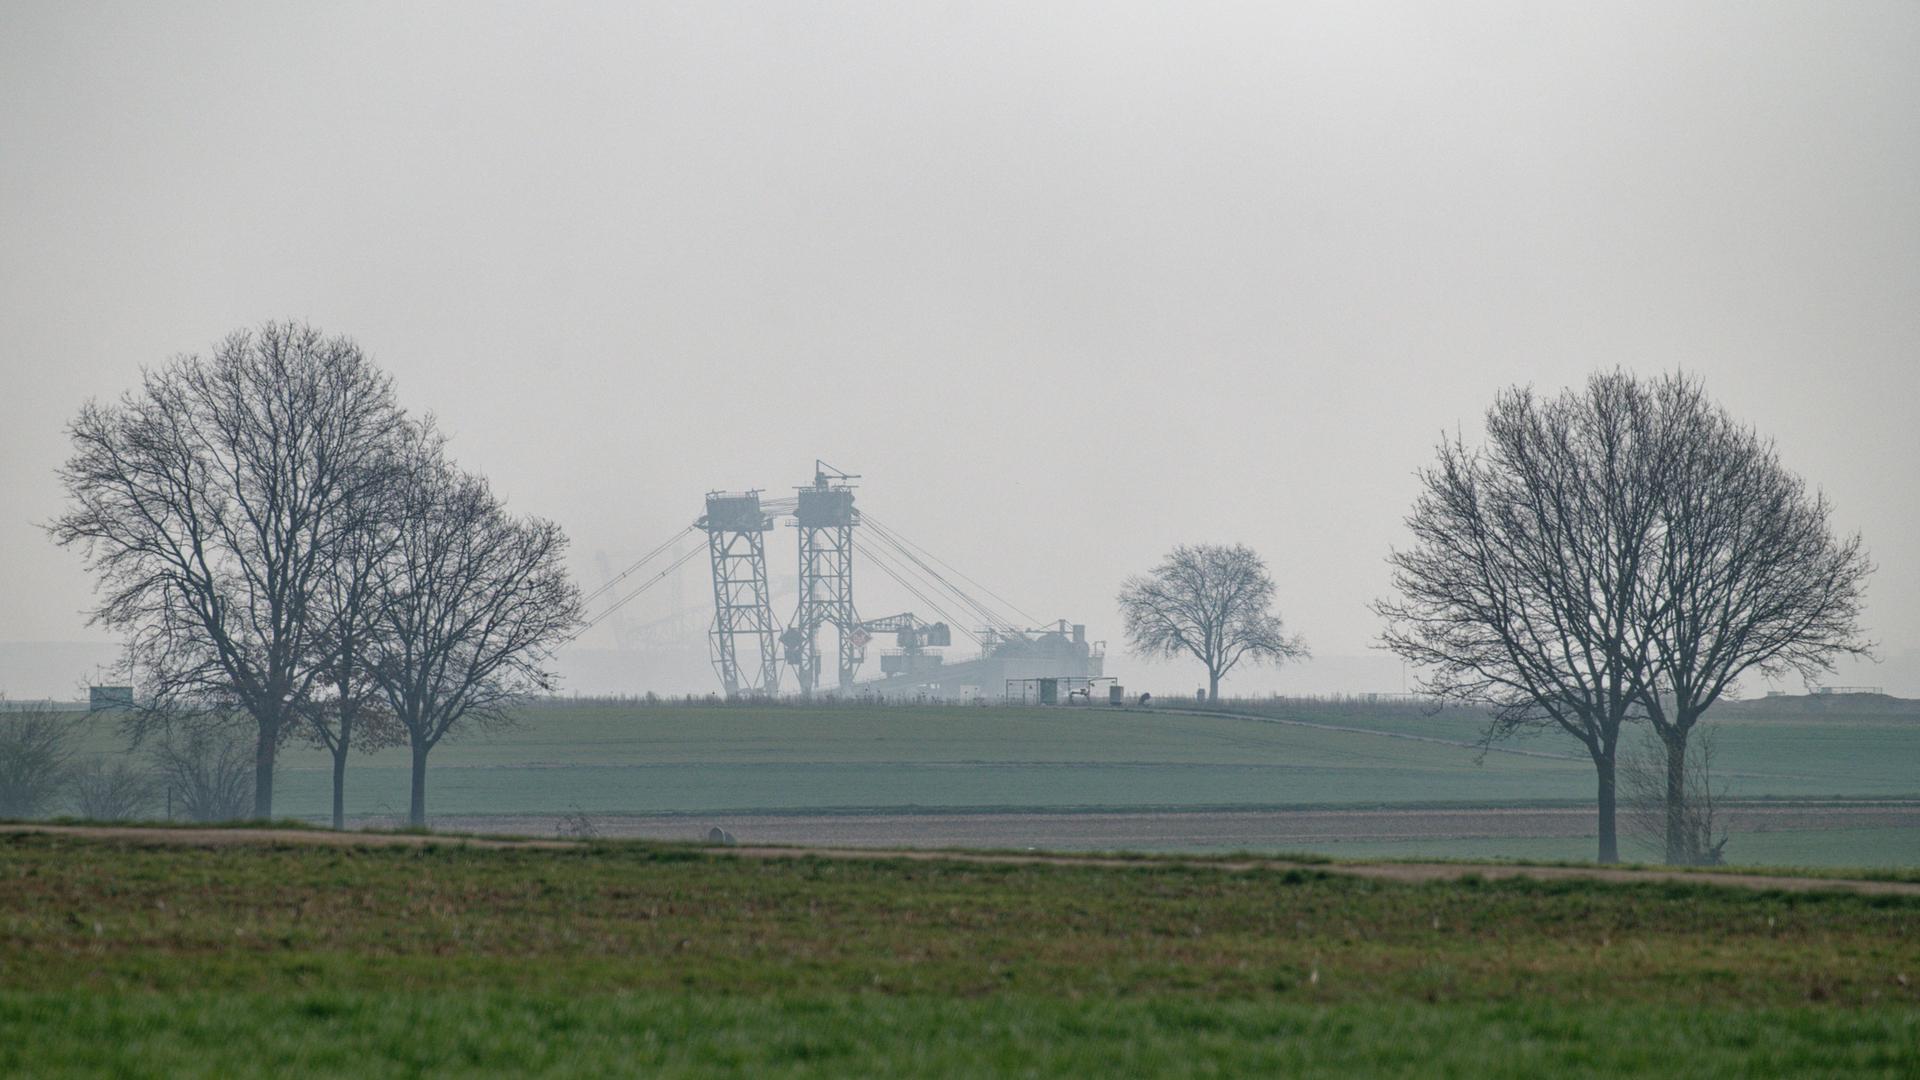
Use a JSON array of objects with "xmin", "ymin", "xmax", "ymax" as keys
[
  {"xmin": 863, "ymin": 514, "xmax": 1041, "ymax": 629},
  {"xmin": 856, "ymin": 532, "xmax": 994, "ymax": 633},
  {"xmin": 861, "ymin": 521, "xmax": 1020, "ymax": 636},
  {"xmin": 860, "ymin": 523, "xmax": 1008, "ymax": 629},
  {"xmin": 853, "ymin": 537, "xmax": 962, "ymax": 630},
  {"xmin": 853, "ymin": 539, "xmax": 984, "ymax": 647},
  {"xmin": 575, "ymin": 545, "xmax": 708, "ymax": 638},
  {"xmin": 579, "ymin": 525, "xmax": 697, "ymax": 608}
]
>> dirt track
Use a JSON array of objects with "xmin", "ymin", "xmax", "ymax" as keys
[{"xmin": 5, "ymin": 823, "xmax": 1917, "ymax": 897}]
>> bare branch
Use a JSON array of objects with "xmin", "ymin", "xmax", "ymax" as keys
[{"xmin": 365, "ymin": 431, "xmax": 584, "ymax": 827}]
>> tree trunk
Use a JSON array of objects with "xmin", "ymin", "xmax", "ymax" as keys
[
  {"xmin": 1207, "ymin": 670, "xmax": 1221, "ymax": 703},
  {"xmin": 330, "ymin": 706, "xmax": 354, "ymax": 831},
  {"xmin": 331, "ymin": 743, "xmax": 348, "ymax": 831},
  {"xmin": 1596, "ymin": 756, "xmax": 1619, "ymax": 864},
  {"xmin": 1662, "ymin": 730, "xmax": 1690, "ymax": 865},
  {"xmin": 409, "ymin": 740, "xmax": 430, "ymax": 829},
  {"xmin": 253, "ymin": 715, "xmax": 278, "ymax": 820}
]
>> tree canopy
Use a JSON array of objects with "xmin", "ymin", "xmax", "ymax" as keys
[
  {"xmin": 1378, "ymin": 371, "xmax": 1871, "ymax": 864},
  {"xmin": 1118, "ymin": 544, "xmax": 1307, "ymax": 701}
]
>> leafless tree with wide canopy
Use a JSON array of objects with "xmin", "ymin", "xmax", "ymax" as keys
[
  {"xmin": 1379, "ymin": 371, "xmax": 1871, "ymax": 864},
  {"xmin": 1632, "ymin": 378, "xmax": 1872, "ymax": 863},
  {"xmin": 1118, "ymin": 544, "xmax": 1307, "ymax": 702},
  {"xmin": 1376, "ymin": 373, "xmax": 1670, "ymax": 863},
  {"xmin": 51, "ymin": 323, "xmax": 404, "ymax": 818}
]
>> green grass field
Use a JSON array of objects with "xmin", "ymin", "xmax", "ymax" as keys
[
  {"xmin": 260, "ymin": 701, "xmax": 1920, "ymax": 812},
  {"xmin": 1, "ymin": 831, "xmax": 1914, "ymax": 1076},
  {"xmin": 65, "ymin": 698, "xmax": 1920, "ymax": 866}
]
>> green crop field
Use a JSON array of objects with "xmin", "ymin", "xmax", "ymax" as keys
[
  {"xmin": 0, "ymin": 831, "xmax": 1915, "ymax": 1076},
  {"xmin": 251, "ymin": 701, "xmax": 1920, "ymax": 813},
  {"xmin": 62, "ymin": 697, "xmax": 1920, "ymax": 867}
]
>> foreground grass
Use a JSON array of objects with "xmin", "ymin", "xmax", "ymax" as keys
[
  {"xmin": 2, "ymin": 831, "xmax": 1916, "ymax": 1075},
  {"xmin": 7, "ymin": 994, "xmax": 1915, "ymax": 1078}
]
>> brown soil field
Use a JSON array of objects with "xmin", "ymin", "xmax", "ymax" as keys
[
  {"xmin": 413, "ymin": 800, "xmax": 1920, "ymax": 851},
  {"xmin": 6, "ymin": 822, "xmax": 1917, "ymax": 896}
]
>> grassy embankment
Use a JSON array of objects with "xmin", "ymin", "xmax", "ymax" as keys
[{"xmin": 1, "ymin": 830, "xmax": 1915, "ymax": 1075}]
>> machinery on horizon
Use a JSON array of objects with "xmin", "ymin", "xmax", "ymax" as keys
[
  {"xmin": 582, "ymin": 459, "xmax": 1104, "ymax": 700},
  {"xmin": 696, "ymin": 490, "xmax": 783, "ymax": 697},
  {"xmin": 783, "ymin": 463, "xmax": 863, "ymax": 697}
]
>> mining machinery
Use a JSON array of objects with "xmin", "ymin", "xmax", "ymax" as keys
[
  {"xmin": 697, "ymin": 491, "xmax": 782, "ymax": 697},
  {"xmin": 782, "ymin": 462, "xmax": 864, "ymax": 697}
]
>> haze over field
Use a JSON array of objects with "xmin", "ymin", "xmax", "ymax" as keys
[
  {"xmin": 3, "ymin": 10, "xmax": 1917, "ymax": 1073},
  {"xmin": 3, "ymin": 3, "xmax": 1917, "ymax": 698}
]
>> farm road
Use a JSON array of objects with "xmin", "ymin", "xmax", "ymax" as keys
[{"xmin": 5, "ymin": 823, "xmax": 1916, "ymax": 897}]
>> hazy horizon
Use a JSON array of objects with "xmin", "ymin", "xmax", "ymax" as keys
[{"xmin": 5, "ymin": 2, "xmax": 1916, "ymax": 700}]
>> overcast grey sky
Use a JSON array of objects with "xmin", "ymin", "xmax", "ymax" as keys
[{"xmin": 3, "ymin": 2, "xmax": 1915, "ymax": 698}]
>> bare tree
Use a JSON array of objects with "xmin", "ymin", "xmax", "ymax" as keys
[
  {"xmin": 1118, "ymin": 544, "xmax": 1307, "ymax": 702},
  {"xmin": 1631, "ymin": 379, "xmax": 1872, "ymax": 864},
  {"xmin": 1379, "ymin": 372, "xmax": 1872, "ymax": 864},
  {"xmin": 70, "ymin": 757, "xmax": 160, "ymax": 821},
  {"xmin": 0, "ymin": 711, "xmax": 78, "ymax": 819},
  {"xmin": 555, "ymin": 806, "xmax": 602, "ymax": 841},
  {"xmin": 51, "ymin": 323, "xmax": 405, "ymax": 818},
  {"xmin": 300, "ymin": 694, "xmax": 404, "ymax": 831},
  {"xmin": 1375, "ymin": 373, "xmax": 1669, "ymax": 863},
  {"xmin": 368, "ymin": 441, "xmax": 583, "ymax": 827},
  {"xmin": 149, "ymin": 725, "xmax": 255, "ymax": 822},
  {"xmin": 1621, "ymin": 727, "xmax": 1725, "ymax": 865},
  {"xmin": 301, "ymin": 435, "xmax": 410, "ymax": 830}
]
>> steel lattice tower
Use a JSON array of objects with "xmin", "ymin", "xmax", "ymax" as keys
[
  {"xmin": 699, "ymin": 492, "xmax": 780, "ymax": 697},
  {"xmin": 784, "ymin": 464, "xmax": 864, "ymax": 696}
]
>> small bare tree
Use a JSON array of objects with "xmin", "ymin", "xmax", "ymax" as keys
[
  {"xmin": 367, "ymin": 440, "xmax": 583, "ymax": 827},
  {"xmin": 51, "ymin": 322, "xmax": 405, "ymax": 818},
  {"xmin": 1118, "ymin": 544, "xmax": 1307, "ymax": 702},
  {"xmin": 70, "ymin": 757, "xmax": 160, "ymax": 821},
  {"xmin": 1631, "ymin": 378, "xmax": 1872, "ymax": 864},
  {"xmin": 300, "ymin": 695, "xmax": 405, "ymax": 831},
  {"xmin": 0, "ymin": 711, "xmax": 78, "ymax": 819},
  {"xmin": 1621, "ymin": 727, "xmax": 1725, "ymax": 865},
  {"xmin": 149, "ymin": 725, "xmax": 255, "ymax": 822},
  {"xmin": 555, "ymin": 806, "xmax": 602, "ymax": 841}
]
